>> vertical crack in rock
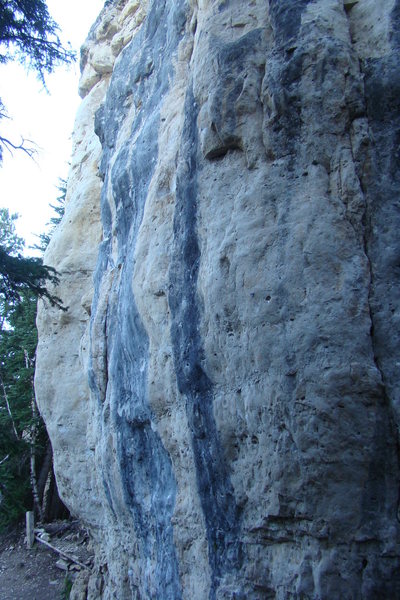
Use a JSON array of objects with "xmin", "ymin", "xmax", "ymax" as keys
[
  {"xmin": 342, "ymin": 2, "xmax": 400, "ymax": 588},
  {"xmin": 359, "ymin": 2, "xmax": 400, "ymax": 425},
  {"xmin": 363, "ymin": 2, "xmax": 400, "ymax": 531},
  {"xmin": 169, "ymin": 86, "xmax": 241, "ymax": 599}
]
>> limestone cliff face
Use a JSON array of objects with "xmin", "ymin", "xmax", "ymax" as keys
[{"xmin": 35, "ymin": 1, "xmax": 400, "ymax": 598}]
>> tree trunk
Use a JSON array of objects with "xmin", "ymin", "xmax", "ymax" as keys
[
  {"xmin": 37, "ymin": 440, "xmax": 69, "ymax": 522},
  {"xmin": 24, "ymin": 349, "xmax": 43, "ymax": 521}
]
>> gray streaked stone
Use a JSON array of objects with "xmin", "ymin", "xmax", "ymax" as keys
[{"xmin": 35, "ymin": 0, "xmax": 400, "ymax": 598}]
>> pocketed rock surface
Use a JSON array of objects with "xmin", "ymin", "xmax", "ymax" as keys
[{"xmin": 35, "ymin": 1, "xmax": 400, "ymax": 598}]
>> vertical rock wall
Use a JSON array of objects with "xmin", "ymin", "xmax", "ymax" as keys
[{"xmin": 35, "ymin": 1, "xmax": 400, "ymax": 598}]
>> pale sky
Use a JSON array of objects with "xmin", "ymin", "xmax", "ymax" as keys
[{"xmin": 0, "ymin": 0, "xmax": 105, "ymax": 253}]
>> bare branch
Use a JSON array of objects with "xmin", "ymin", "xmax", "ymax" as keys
[
  {"xmin": 0, "ymin": 371, "xmax": 19, "ymax": 440},
  {"xmin": 35, "ymin": 535, "xmax": 90, "ymax": 570},
  {"xmin": 0, "ymin": 454, "xmax": 9, "ymax": 466},
  {"xmin": 0, "ymin": 134, "xmax": 37, "ymax": 159}
]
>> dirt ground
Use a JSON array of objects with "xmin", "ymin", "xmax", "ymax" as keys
[{"xmin": 0, "ymin": 521, "xmax": 92, "ymax": 600}]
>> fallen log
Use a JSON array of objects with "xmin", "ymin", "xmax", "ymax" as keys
[{"xmin": 34, "ymin": 534, "xmax": 89, "ymax": 570}]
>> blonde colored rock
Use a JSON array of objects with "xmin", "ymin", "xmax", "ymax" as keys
[{"xmin": 36, "ymin": 0, "xmax": 400, "ymax": 597}]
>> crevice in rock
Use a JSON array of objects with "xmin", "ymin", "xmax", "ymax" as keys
[
  {"xmin": 344, "ymin": 0, "xmax": 400, "ymax": 531},
  {"xmin": 343, "ymin": 4, "xmax": 391, "ymax": 406}
]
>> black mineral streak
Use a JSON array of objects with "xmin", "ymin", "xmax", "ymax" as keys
[{"xmin": 169, "ymin": 85, "xmax": 242, "ymax": 600}]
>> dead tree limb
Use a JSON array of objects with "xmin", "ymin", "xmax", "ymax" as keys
[
  {"xmin": 0, "ymin": 453, "xmax": 9, "ymax": 466},
  {"xmin": 34, "ymin": 535, "xmax": 89, "ymax": 570},
  {"xmin": 0, "ymin": 371, "xmax": 19, "ymax": 439},
  {"xmin": 0, "ymin": 135, "xmax": 37, "ymax": 159}
]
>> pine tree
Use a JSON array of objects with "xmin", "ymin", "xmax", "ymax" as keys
[
  {"xmin": 0, "ymin": 290, "xmax": 42, "ymax": 528},
  {"xmin": 0, "ymin": 207, "xmax": 64, "ymax": 308},
  {"xmin": 0, "ymin": 0, "xmax": 75, "ymax": 75},
  {"xmin": 0, "ymin": 0, "xmax": 75, "ymax": 161},
  {"xmin": 0, "ymin": 2, "xmax": 72, "ymax": 302},
  {"xmin": 0, "ymin": 204, "xmax": 67, "ymax": 530},
  {"xmin": 33, "ymin": 178, "xmax": 66, "ymax": 253}
]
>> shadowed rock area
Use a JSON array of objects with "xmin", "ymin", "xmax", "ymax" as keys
[{"xmin": 35, "ymin": 1, "xmax": 400, "ymax": 598}]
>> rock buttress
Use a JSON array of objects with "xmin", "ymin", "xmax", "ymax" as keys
[{"xmin": 36, "ymin": 1, "xmax": 400, "ymax": 598}]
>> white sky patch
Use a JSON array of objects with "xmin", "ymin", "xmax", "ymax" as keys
[{"xmin": 0, "ymin": 0, "xmax": 105, "ymax": 253}]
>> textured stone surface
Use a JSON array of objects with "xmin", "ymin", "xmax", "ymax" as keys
[{"xmin": 35, "ymin": 1, "xmax": 400, "ymax": 598}]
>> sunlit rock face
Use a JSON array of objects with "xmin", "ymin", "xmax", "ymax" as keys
[{"xmin": 35, "ymin": 0, "xmax": 400, "ymax": 598}]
